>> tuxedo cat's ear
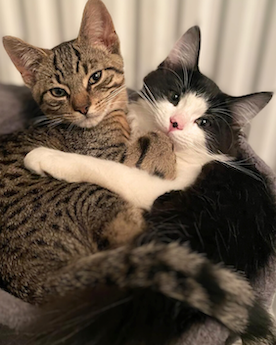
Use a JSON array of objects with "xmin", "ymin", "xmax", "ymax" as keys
[
  {"xmin": 77, "ymin": 0, "xmax": 120, "ymax": 54},
  {"xmin": 160, "ymin": 26, "xmax": 201, "ymax": 69},
  {"xmin": 230, "ymin": 92, "xmax": 273, "ymax": 127},
  {"xmin": 3, "ymin": 36, "xmax": 51, "ymax": 88}
]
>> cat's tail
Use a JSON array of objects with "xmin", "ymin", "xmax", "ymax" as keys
[{"xmin": 25, "ymin": 242, "xmax": 276, "ymax": 345}]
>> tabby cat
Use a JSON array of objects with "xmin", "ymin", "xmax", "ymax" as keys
[
  {"xmin": 22, "ymin": 27, "xmax": 276, "ymax": 345},
  {"xmin": 0, "ymin": 0, "xmax": 174, "ymax": 302}
]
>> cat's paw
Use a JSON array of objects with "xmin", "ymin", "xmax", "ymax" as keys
[
  {"xmin": 25, "ymin": 147, "xmax": 51, "ymax": 176},
  {"xmin": 125, "ymin": 131, "xmax": 176, "ymax": 180},
  {"xmin": 25, "ymin": 147, "xmax": 84, "ymax": 183},
  {"xmin": 24, "ymin": 147, "xmax": 68, "ymax": 179}
]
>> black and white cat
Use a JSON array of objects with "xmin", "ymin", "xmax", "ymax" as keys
[{"xmin": 25, "ymin": 26, "xmax": 272, "ymax": 211}]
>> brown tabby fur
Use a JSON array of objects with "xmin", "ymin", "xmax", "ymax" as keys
[{"xmin": 0, "ymin": 0, "xmax": 175, "ymax": 304}]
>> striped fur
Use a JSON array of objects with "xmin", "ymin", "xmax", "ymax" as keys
[
  {"xmin": 7, "ymin": 244, "xmax": 276, "ymax": 345},
  {"xmin": 0, "ymin": 0, "xmax": 174, "ymax": 303}
]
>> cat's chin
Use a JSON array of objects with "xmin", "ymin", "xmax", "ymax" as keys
[{"xmin": 76, "ymin": 114, "xmax": 105, "ymax": 128}]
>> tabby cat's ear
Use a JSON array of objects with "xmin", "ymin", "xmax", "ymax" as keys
[
  {"xmin": 229, "ymin": 92, "xmax": 273, "ymax": 128},
  {"xmin": 77, "ymin": 0, "xmax": 120, "ymax": 54},
  {"xmin": 160, "ymin": 26, "xmax": 201, "ymax": 70},
  {"xmin": 3, "ymin": 36, "xmax": 51, "ymax": 88}
]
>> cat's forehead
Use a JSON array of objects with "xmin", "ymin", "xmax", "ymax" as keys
[
  {"xmin": 146, "ymin": 67, "xmax": 221, "ymax": 101},
  {"xmin": 47, "ymin": 41, "xmax": 123, "ymax": 82},
  {"xmin": 179, "ymin": 92, "xmax": 208, "ymax": 115},
  {"xmin": 51, "ymin": 42, "xmax": 105, "ymax": 75}
]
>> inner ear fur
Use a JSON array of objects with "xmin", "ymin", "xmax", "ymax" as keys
[
  {"xmin": 77, "ymin": 0, "xmax": 120, "ymax": 54},
  {"xmin": 229, "ymin": 92, "xmax": 273, "ymax": 128},
  {"xmin": 159, "ymin": 26, "xmax": 201, "ymax": 70},
  {"xmin": 3, "ymin": 36, "xmax": 51, "ymax": 88}
]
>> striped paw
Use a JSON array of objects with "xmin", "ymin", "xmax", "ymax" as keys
[{"xmin": 125, "ymin": 131, "xmax": 176, "ymax": 180}]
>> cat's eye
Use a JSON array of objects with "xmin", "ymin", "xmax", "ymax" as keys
[
  {"xmin": 168, "ymin": 91, "xmax": 180, "ymax": 106},
  {"xmin": 50, "ymin": 88, "xmax": 67, "ymax": 98},
  {"xmin": 89, "ymin": 71, "xmax": 102, "ymax": 85},
  {"xmin": 195, "ymin": 118, "xmax": 211, "ymax": 127}
]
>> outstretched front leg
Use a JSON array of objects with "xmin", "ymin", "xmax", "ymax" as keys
[{"xmin": 24, "ymin": 132, "xmax": 196, "ymax": 210}]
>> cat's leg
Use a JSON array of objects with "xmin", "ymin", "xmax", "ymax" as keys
[
  {"xmin": 24, "ymin": 147, "xmax": 195, "ymax": 210},
  {"xmin": 103, "ymin": 205, "xmax": 146, "ymax": 248},
  {"xmin": 124, "ymin": 131, "xmax": 176, "ymax": 180}
]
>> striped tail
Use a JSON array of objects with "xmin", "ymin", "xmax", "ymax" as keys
[{"xmin": 17, "ymin": 243, "xmax": 276, "ymax": 345}]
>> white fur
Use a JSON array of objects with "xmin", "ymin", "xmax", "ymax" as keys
[
  {"xmin": 24, "ymin": 147, "xmax": 202, "ymax": 210},
  {"xmin": 127, "ymin": 99, "xmax": 156, "ymax": 141},
  {"xmin": 147, "ymin": 93, "xmax": 208, "ymax": 154},
  {"xmin": 24, "ymin": 92, "xmax": 231, "ymax": 210}
]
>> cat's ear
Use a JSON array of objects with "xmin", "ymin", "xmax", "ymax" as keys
[
  {"xmin": 77, "ymin": 0, "xmax": 120, "ymax": 54},
  {"xmin": 160, "ymin": 26, "xmax": 201, "ymax": 70},
  {"xmin": 3, "ymin": 36, "xmax": 51, "ymax": 88},
  {"xmin": 229, "ymin": 92, "xmax": 273, "ymax": 127}
]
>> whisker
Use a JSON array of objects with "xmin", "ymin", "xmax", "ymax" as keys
[
  {"xmin": 31, "ymin": 296, "xmax": 132, "ymax": 345},
  {"xmin": 220, "ymin": 160, "xmax": 262, "ymax": 181},
  {"xmin": 136, "ymin": 90, "xmax": 157, "ymax": 115},
  {"xmin": 141, "ymin": 86, "xmax": 157, "ymax": 109},
  {"xmin": 142, "ymin": 84, "xmax": 168, "ymax": 119}
]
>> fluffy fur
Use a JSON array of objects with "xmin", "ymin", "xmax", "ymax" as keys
[
  {"xmin": 25, "ymin": 29, "xmax": 272, "ymax": 212},
  {"xmin": 6, "ymin": 243, "xmax": 275, "ymax": 345},
  {"xmin": 21, "ymin": 27, "xmax": 276, "ymax": 345}
]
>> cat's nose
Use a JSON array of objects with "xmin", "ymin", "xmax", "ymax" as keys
[
  {"xmin": 72, "ymin": 94, "xmax": 91, "ymax": 116},
  {"xmin": 75, "ymin": 104, "xmax": 90, "ymax": 116},
  {"xmin": 170, "ymin": 115, "xmax": 185, "ymax": 130}
]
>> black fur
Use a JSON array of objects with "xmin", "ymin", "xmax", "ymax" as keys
[
  {"xmin": 136, "ymin": 137, "xmax": 151, "ymax": 167},
  {"xmin": 140, "ymin": 160, "xmax": 276, "ymax": 279},
  {"xmin": 17, "ymin": 288, "xmax": 203, "ymax": 345}
]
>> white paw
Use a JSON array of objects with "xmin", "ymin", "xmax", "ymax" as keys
[
  {"xmin": 24, "ymin": 147, "xmax": 68, "ymax": 180},
  {"xmin": 25, "ymin": 147, "xmax": 52, "ymax": 176},
  {"xmin": 25, "ymin": 147, "xmax": 83, "ymax": 183}
]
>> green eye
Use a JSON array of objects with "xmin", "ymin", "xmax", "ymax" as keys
[
  {"xmin": 169, "ymin": 91, "xmax": 180, "ymax": 105},
  {"xmin": 50, "ymin": 88, "xmax": 67, "ymax": 98},
  {"xmin": 89, "ymin": 71, "xmax": 102, "ymax": 85}
]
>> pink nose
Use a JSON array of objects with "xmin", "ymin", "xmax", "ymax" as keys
[{"xmin": 169, "ymin": 115, "xmax": 185, "ymax": 131}]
